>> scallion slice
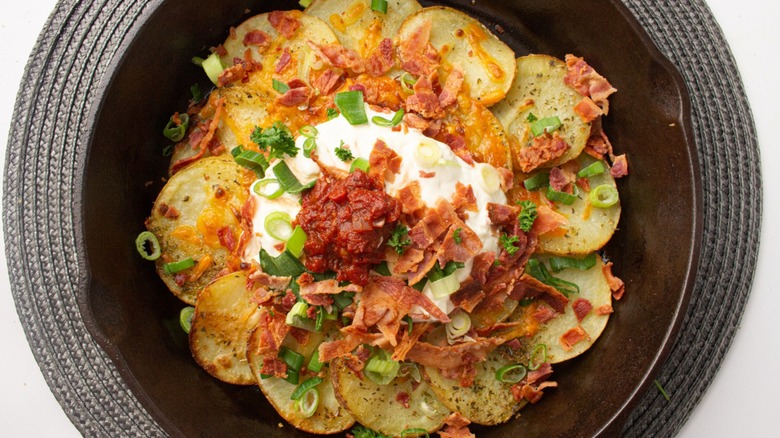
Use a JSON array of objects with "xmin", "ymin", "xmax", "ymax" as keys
[
  {"xmin": 530, "ymin": 116, "xmax": 562, "ymax": 137},
  {"xmin": 349, "ymin": 157, "xmax": 370, "ymax": 173},
  {"xmin": 545, "ymin": 186, "xmax": 578, "ymax": 205},
  {"xmin": 477, "ymin": 164, "xmax": 501, "ymax": 193},
  {"xmin": 233, "ymin": 147, "xmax": 269, "ymax": 177},
  {"xmin": 495, "ymin": 364, "xmax": 528, "ymax": 383},
  {"xmin": 414, "ymin": 141, "xmax": 442, "ymax": 168},
  {"xmin": 163, "ymin": 258, "xmax": 195, "ymax": 274},
  {"xmin": 334, "ymin": 91, "xmax": 368, "ymax": 125},
  {"xmin": 272, "ymin": 161, "xmax": 317, "ymax": 194},
  {"xmin": 589, "ymin": 184, "xmax": 619, "ymax": 208},
  {"xmin": 307, "ymin": 349, "xmax": 324, "ymax": 373},
  {"xmin": 135, "ymin": 231, "xmax": 161, "ymax": 261},
  {"xmin": 199, "ymin": 52, "xmax": 225, "ymax": 85},
  {"xmin": 398, "ymin": 363, "xmax": 421, "ymax": 383},
  {"xmin": 364, "ymin": 353, "xmax": 401, "ymax": 385},
  {"xmin": 445, "ymin": 311, "xmax": 472, "ymax": 341},
  {"xmin": 286, "ymin": 226, "xmax": 308, "ymax": 258},
  {"xmin": 523, "ymin": 172, "xmax": 549, "ymax": 191},
  {"xmin": 272, "ymin": 78, "xmax": 290, "ymax": 94},
  {"xmin": 299, "ymin": 125, "xmax": 318, "ymax": 138},
  {"xmin": 401, "ymin": 429, "xmax": 429, "ymax": 438},
  {"xmin": 400, "ymin": 72, "xmax": 417, "ymax": 94},
  {"xmin": 303, "ymin": 137, "xmax": 317, "ymax": 158},
  {"xmin": 295, "ymin": 388, "xmax": 319, "ymax": 417},
  {"xmin": 372, "ymin": 108, "xmax": 405, "ymax": 127},
  {"xmin": 577, "ymin": 160, "xmax": 606, "ymax": 178},
  {"xmin": 259, "ymin": 249, "xmax": 306, "ymax": 278},
  {"xmin": 265, "ymin": 211, "xmax": 294, "ymax": 241},
  {"xmin": 280, "ymin": 346, "xmax": 305, "ymax": 372},
  {"xmin": 528, "ymin": 343, "xmax": 547, "ymax": 370},
  {"xmin": 429, "ymin": 273, "xmax": 460, "ymax": 299},
  {"xmin": 179, "ymin": 306, "xmax": 195, "ymax": 334},
  {"xmin": 371, "ymin": 0, "xmax": 388, "ymax": 13},
  {"xmin": 190, "ymin": 83, "xmax": 203, "ymax": 103},
  {"xmin": 291, "ymin": 377, "xmax": 323, "ymax": 400},
  {"xmin": 252, "ymin": 178, "xmax": 284, "ymax": 200},
  {"xmin": 326, "ymin": 107, "xmax": 339, "ymax": 120},
  {"xmin": 549, "ymin": 253, "xmax": 597, "ymax": 272},
  {"xmin": 299, "ymin": 0, "xmax": 313, "ymax": 7},
  {"xmin": 163, "ymin": 113, "xmax": 189, "ymax": 142},
  {"xmin": 527, "ymin": 258, "xmax": 580, "ymax": 296}
]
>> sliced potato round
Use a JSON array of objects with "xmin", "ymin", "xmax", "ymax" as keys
[
  {"xmin": 306, "ymin": 0, "xmax": 421, "ymax": 57},
  {"xmin": 221, "ymin": 11, "xmax": 338, "ymax": 84},
  {"xmin": 330, "ymin": 358, "xmax": 450, "ymax": 436},
  {"xmin": 397, "ymin": 6, "xmax": 516, "ymax": 105},
  {"xmin": 492, "ymin": 54, "xmax": 591, "ymax": 170},
  {"xmin": 529, "ymin": 254, "xmax": 612, "ymax": 363},
  {"xmin": 423, "ymin": 346, "xmax": 528, "ymax": 425},
  {"xmin": 537, "ymin": 155, "xmax": 621, "ymax": 255},
  {"xmin": 147, "ymin": 156, "xmax": 253, "ymax": 304},
  {"xmin": 189, "ymin": 271, "xmax": 261, "ymax": 384},
  {"xmin": 217, "ymin": 84, "xmax": 275, "ymax": 149},
  {"xmin": 246, "ymin": 325, "xmax": 355, "ymax": 434}
]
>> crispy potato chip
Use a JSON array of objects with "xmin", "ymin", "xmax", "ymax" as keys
[
  {"xmin": 147, "ymin": 157, "xmax": 253, "ymax": 304},
  {"xmin": 189, "ymin": 271, "xmax": 261, "ymax": 384}
]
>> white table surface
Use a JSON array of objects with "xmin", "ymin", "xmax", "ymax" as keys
[{"xmin": 1, "ymin": 1, "xmax": 778, "ymax": 436}]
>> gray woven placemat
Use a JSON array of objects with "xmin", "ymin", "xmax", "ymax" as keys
[{"xmin": 2, "ymin": 0, "xmax": 760, "ymax": 437}]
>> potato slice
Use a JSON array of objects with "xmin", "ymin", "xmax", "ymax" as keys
[
  {"xmin": 492, "ymin": 55, "xmax": 591, "ymax": 170},
  {"xmin": 397, "ymin": 6, "xmax": 516, "ymax": 105},
  {"xmin": 189, "ymin": 271, "xmax": 261, "ymax": 384},
  {"xmin": 305, "ymin": 0, "xmax": 421, "ymax": 57},
  {"xmin": 423, "ymin": 346, "xmax": 528, "ymax": 425},
  {"xmin": 529, "ymin": 254, "xmax": 612, "ymax": 363},
  {"xmin": 146, "ymin": 156, "xmax": 253, "ymax": 304},
  {"xmin": 330, "ymin": 358, "xmax": 450, "ymax": 436},
  {"xmin": 537, "ymin": 155, "xmax": 621, "ymax": 255},
  {"xmin": 246, "ymin": 325, "xmax": 355, "ymax": 434}
]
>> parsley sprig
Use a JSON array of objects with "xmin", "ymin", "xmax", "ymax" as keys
[
  {"xmin": 499, "ymin": 233, "xmax": 521, "ymax": 256},
  {"xmin": 250, "ymin": 122, "xmax": 298, "ymax": 160},
  {"xmin": 334, "ymin": 142, "xmax": 354, "ymax": 162},
  {"xmin": 517, "ymin": 200, "xmax": 538, "ymax": 232},
  {"xmin": 387, "ymin": 224, "xmax": 411, "ymax": 254}
]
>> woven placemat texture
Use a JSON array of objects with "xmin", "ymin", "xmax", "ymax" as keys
[{"xmin": 3, "ymin": 0, "xmax": 760, "ymax": 437}]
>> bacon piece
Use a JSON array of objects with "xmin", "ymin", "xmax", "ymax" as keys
[
  {"xmin": 531, "ymin": 204, "xmax": 568, "ymax": 236},
  {"xmin": 217, "ymin": 227, "xmax": 236, "ymax": 252},
  {"xmin": 299, "ymin": 279, "xmax": 361, "ymax": 306},
  {"xmin": 368, "ymin": 139, "xmax": 402, "ymax": 183},
  {"xmin": 308, "ymin": 41, "xmax": 365, "ymax": 73},
  {"xmin": 218, "ymin": 62, "xmax": 249, "ymax": 87},
  {"xmin": 408, "ymin": 203, "xmax": 451, "ymax": 248},
  {"xmin": 249, "ymin": 270, "xmax": 291, "ymax": 291},
  {"xmin": 170, "ymin": 98, "xmax": 225, "ymax": 174},
  {"xmin": 242, "ymin": 30, "xmax": 271, "ymax": 52},
  {"xmin": 397, "ymin": 181, "xmax": 425, "ymax": 216},
  {"xmin": 318, "ymin": 330, "xmax": 386, "ymax": 362},
  {"xmin": 533, "ymin": 303, "xmax": 558, "ymax": 324},
  {"xmin": 440, "ymin": 354, "xmax": 478, "ymax": 387},
  {"xmin": 573, "ymin": 298, "xmax": 593, "ymax": 322},
  {"xmin": 405, "ymin": 336, "xmax": 502, "ymax": 369},
  {"xmin": 560, "ymin": 326, "xmax": 588, "ymax": 350},
  {"xmin": 439, "ymin": 413, "xmax": 475, "ymax": 438},
  {"xmin": 353, "ymin": 275, "xmax": 449, "ymax": 346},
  {"xmin": 527, "ymin": 362, "xmax": 553, "ymax": 384},
  {"xmin": 564, "ymin": 54, "xmax": 617, "ymax": 113},
  {"xmin": 498, "ymin": 167, "xmax": 514, "ymax": 191},
  {"xmin": 595, "ymin": 304, "xmax": 614, "ymax": 315},
  {"xmin": 438, "ymin": 68, "xmax": 464, "ymax": 108},
  {"xmin": 436, "ymin": 222, "xmax": 482, "ymax": 265},
  {"xmin": 603, "ymin": 261, "xmax": 625, "ymax": 300},
  {"xmin": 276, "ymin": 79, "xmax": 311, "ymax": 107},
  {"xmin": 275, "ymin": 48, "xmax": 292, "ymax": 73},
  {"xmin": 517, "ymin": 133, "xmax": 570, "ymax": 173},
  {"xmin": 396, "ymin": 391, "xmax": 411, "ymax": 409},
  {"xmin": 260, "ymin": 357, "xmax": 287, "ymax": 379},
  {"xmin": 574, "ymin": 97, "xmax": 603, "ymax": 122},
  {"xmin": 391, "ymin": 321, "xmax": 430, "ymax": 362},
  {"xmin": 512, "ymin": 381, "xmax": 558, "ymax": 404},
  {"xmin": 452, "ymin": 183, "xmax": 477, "ymax": 218},
  {"xmin": 403, "ymin": 112, "xmax": 429, "ymax": 131},
  {"xmin": 268, "ymin": 11, "xmax": 301, "ymax": 39},
  {"xmin": 311, "ymin": 68, "xmax": 343, "ymax": 95},
  {"xmin": 398, "ymin": 19, "xmax": 439, "ymax": 78},
  {"xmin": 549, "ymin": 166, "xmax": 576, "ymax": 193},
  {"xmin": 610, "ymin": 154, "xmax": 629, "ymax": 178},
  {"xmin": 251, "ymin": 287, "xmax": 274, "ymax": 305},
  {"xmin": 254, "ymin": 309, "xmax": 290, "ymax": 355},
  {"xmin": 158, "ymin": 203, "xmax": 180, "ymax": 219},
  {"xmin": 406, "ymin": 76, "xmax": 444, "ymax": 119},
  {"xmin": 366, "ymin": 38, "xmax": 394, "ymax": 76},
  {"xmin": 487, "ymin": 202, "xmax": 520, "ymax": 228},
  {"xmin": 280, "ymin": 290, "xmax": 297, "ymax": 312},
  {"xmin": 441, "ymin": 133, "xmax": 474, "ymax": 165},
  {"xmin": 510, "ymin": 274, "xmax": 569, "ymax": 314}
]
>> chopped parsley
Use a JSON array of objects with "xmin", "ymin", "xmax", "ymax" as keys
[
  {"xmin": 350, "ymin": 425, "xmax": 391, "ymax": 438},
  {"xmin": 526, "ymin": 112, "xmax": 538, "ymax": 123},
  {"xmin": 453, "ymin": 227, "xmax": 463, "ymax": 244},
  {"xmin": 499, "ymin": 233, "xmax": 521, "ymax": 256},
  {"xmin": 250, "ymin": 121, "xmax": 298, "ymax": 160},
  {"xmin": 517, "ymin": 200, "xmax": 538, "ymax": 232},
  {"xmin": 387, "ymin": 224, "xmax": 411, "ymax": 254},
  {"xmin": 326, "ymin": 107, "xmax": 339, "ymax": 120},
  {"xmin": 334, "ymin": 142, "xmax": 355, "ymax": 162}
]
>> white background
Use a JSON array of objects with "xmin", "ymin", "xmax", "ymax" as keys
[{"xmin": 0, "ymin": 1, "xmax": 777, "ymax": 436}]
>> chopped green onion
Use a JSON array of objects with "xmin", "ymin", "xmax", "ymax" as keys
[
  {"xmin": 135, "ymin": 231, "xmax": 161, "ymax": 260},
  {"xmin": 190, "ymin": 83, "xmax": 203, "ymax": 103},
  {"xmin": 299, "ymin": 0, "xmax": 313, "ymax": 7},
  {"xmin": 414, "ymin": 141, "xmax": 442, "ymax": 168},
  {"xmin": 495, "ymin": 364, "xmax": 528, "ymax": 383},
  {"xmin": 280, "ymin": 346, "xmax": 305, "ymax": 372},
  {"xmin": 401, "ymin": 429, "xmax": 429, "ymax": 438},
  {"xmin": 577, "ymin": 161, "xmax": 606, "ymax": 178},
  {"xmin": 374, "ymin": 261, "xmax": 391, "ymax": 276},
  {"xmin": 285, "ymin": 369, "xmax": 300, "ymax": 385},
  {"xmin": 364, "ymin": 351, "xmax": 400, "ymax": 385},
  {"xmin": 259, "ymin": 249, "xmax": 306, "ymax": 278},
  {"xmin": 179, "ymin": 306, "xmax": 195, "ymax": 334},
  {"xmin": 265, "ymin": 211, "xmax": 294, "ymax": 241},
  {"xmin": 303, "ymin": 137, "xmax": 317, "ymax": 158},
  {"xmin": 272, "ymin": 78, "xmax": 290, "ymax": 94},
  {"xmin": 334, "ymin": 91, "xmax": 368, "ymax": 125},
  {"xmin": 523, "ymin": 172, "xmax": 549, "ymax": 191},
  {"xmin": 445, "ymin": 311, "xmax": 472, "ymax": 340},
  {"xmin": 589, "ymin": 184, "xmax": 619, "ymax": 208},
  {"xmin": 295, "ymin": 387, "xmax": 319, "ymax": 417},
  {"xmin": 291, "ymin": 377, "xmax": 323, "ymax": 400},
  {"xmin": 429, "ymin": 273, "xmax": 460, "ymax": 299},
  {"xmin": 326, "ymin": 107, "xmax": 339, "ymax": 120},
  {"xmin": 252, "ymin": 178, "xmax": 284, "ymax": 200},
  {"xmin": 549, "ymin": 253, "xmax": 597, "ymax": 272},
  {"xmin": 163, "ymin": 258, "xmax": 195, "ymax": 274},
  {"xmin": 371, "ymin": 0, "xmax": 388, "ymax": 13},
  {"xmin": 530, "ymin": 116, "xmax": 562, "ymax": 137},
  {"xmin": 527, "ymin": 258, "xmax": 580, "ymax": 296},
  {"xmin": 546, "ymin": 186, "xmax": 578, "ymax": 205},
  {"xmin": 350, "ymin": 157, "xmax": 370, "ymax": 173},
  {"xmin": 403, "ymin": 315, "xmax": 413, "ymax": 335},
  {"xmin": 307, "ymin": 349, "xmax": 324, "ymax": 373},
  {"xmin": 199, "ymin": 52, "xmax": 226, "ymax": 85},
  {"xmin": 272, "ymin": 161, "xmax": 317, "ymax": 194},
  {"xmin": 286, "ymin": 226, "xmax": 308, "ymax": 258},
  {"xmin": 286, "ymin": 301, "xmax": 313, "ymax": 330},
  {"xmin": 654, "ymin": 379, "xmax": 671, "ymax": 402},
  {"xmin": 400, "ymin": 72, "xmax": 417, "ymax": 94},
  {"xmin": 477, "ymin": 164, "xmax": 501, "ymax": 193},
  {"xmin": 163, "ymin": 113, "xmax": 189, "ymax": 142},
  {"xmin": 299, "ymin": 125, "xmax": 318, "ymax": 138},
  {"xmin": 398, "ymin": 363, "xmax": 421, "ymax": 383},
  {"xmin": 314, "ymin": 306, "xmax": 326, "ymax": 331},
  {"xmin": 528, "ymin": 343, "xmax": 547, "ymax": 370},
  {"xmin": 372, "ymin": 108, "xmax": 404, "ymax": 127},
  {"xmin": 232, "ymin": 147, "xmax": 269, "ymax": 177},
  {"xmin": 332, "ymin": 291, "xmax": 354, "ymax": 310}
]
